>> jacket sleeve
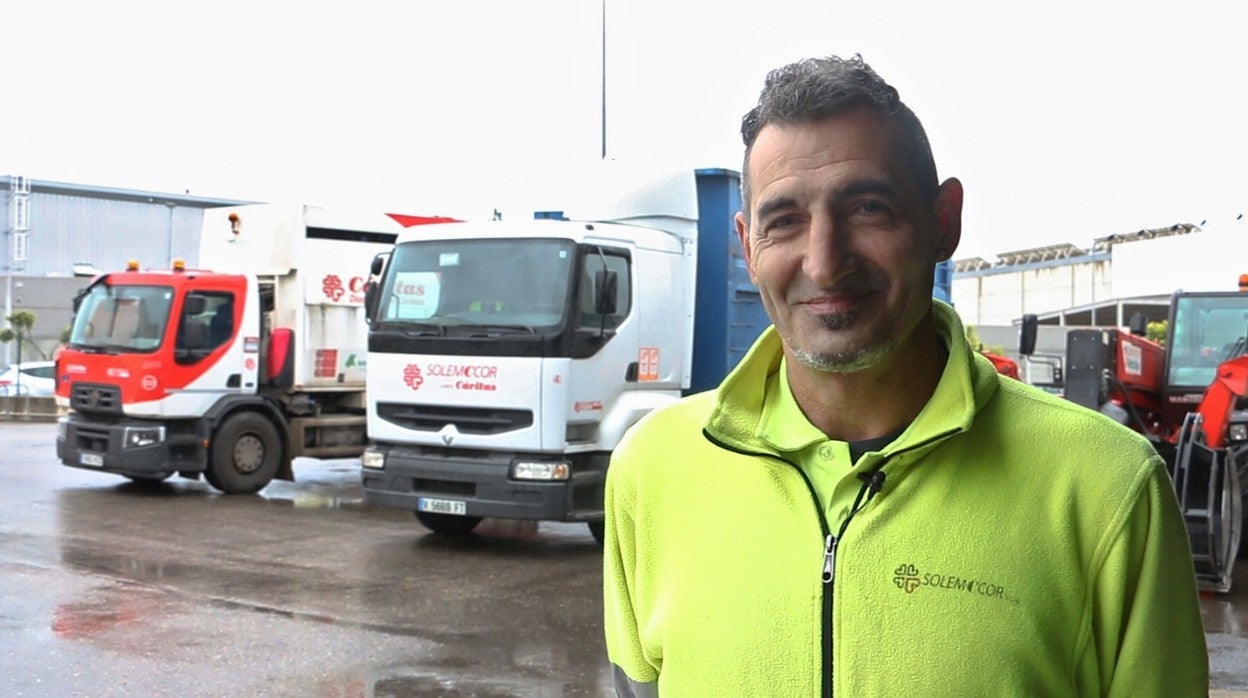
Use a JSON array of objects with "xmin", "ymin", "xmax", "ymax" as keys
[
  {"xmin": 1086, "ymin": 455, "xmax": 1209, "ymax": 697},
  {"xmin": 603, "ymin": 450, "xmax": 661, "ymax": 696}
]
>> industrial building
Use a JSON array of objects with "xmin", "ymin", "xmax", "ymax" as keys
[
  {"xmin": 1, "ymin": 175, "xmax": 249, "ymax": 365},
  {"xmin": 951, "ymin": 220, "xmax": 1247, "ymax": 382}
]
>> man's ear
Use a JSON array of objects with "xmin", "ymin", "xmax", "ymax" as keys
[
  {"xmin": 932, "ymin": 177, "xmax": 963, "ymax": 262},
  {"xmin": 734, "ymin": 211, "xmax": 758, "ymax": 281}
]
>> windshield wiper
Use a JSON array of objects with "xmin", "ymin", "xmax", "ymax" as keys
[
  {"xmin": 466, "ymin": 323, "xmax": 536, "ymax": 336},
  {"xmin": 71, "ymin": 342, "xmax": 132, "ymax": 355},
  {"xmin": 394, "ymin": 322, "xmax": 446, "ymax": 337}
]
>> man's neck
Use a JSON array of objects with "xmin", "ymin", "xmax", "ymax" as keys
[{"xmin": 784, "ymin": 324, "xmax": 948, "ymax": 442}]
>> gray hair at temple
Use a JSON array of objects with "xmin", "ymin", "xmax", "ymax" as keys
[{"xmin": 738, "ymin": 54, "xmax": 940, "ymax": 223}]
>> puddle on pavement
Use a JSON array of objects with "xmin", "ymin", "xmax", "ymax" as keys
[
  {"xmin": 270, "ymin": 490, "xmax": 366, "ymax": 509},
  {"xmin": 255, "ymin": 458, "xmax": 366, "ymax": 509},
  {"xmin": 373, "ymin": 675, "xmax": 528, "ymax": 698},
  {"xmin": 52, "ymin": 596, "xmax": 147, "ymax": 639}
]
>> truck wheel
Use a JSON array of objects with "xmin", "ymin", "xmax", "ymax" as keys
[
  {"xmin": 587, "ymin": 520, "xmax": 605, "ymax": 546},
  {"xmin": 415, "ymin": 511, "xmax": 482, "ymax": 535},
  {"xmin": 202, "ymin": 467, "xmax": 223, "ymax": 491},
  {"xmin": 208, "ymin": 412, "xmax": 282, "ymax": 494}
]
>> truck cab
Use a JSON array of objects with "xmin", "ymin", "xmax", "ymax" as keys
[
  {"xmin": 360, "ymin": 168, "xmax": 770, "ymax": 541},
  {"xmin": 56, "ymin": 204, "xmax": 404, "ymax": 492}
]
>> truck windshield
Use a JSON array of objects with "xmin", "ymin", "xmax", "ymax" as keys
[
  {"xmin": 1167, "ymin": 295, "xmax": 1248, "ymax": 388},
  {"xmin": 376, "ymin": 238, "xmax": 576, "ymax": 331},
  {"xmin": 69, "ymin": 284, "xmax": 173, "ymax": 352}
]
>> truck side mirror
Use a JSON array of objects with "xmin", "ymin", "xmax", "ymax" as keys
[
  {"xmin": 1128, "ymin": 312, "xmax": 1147, "ymax": 337},
  {"xmin": 364, "ymin": 282, "xmax": 379, "ymax": 324},
  {"xmin": 1019, "ymin": 314, "xmax": 1038, "ymax": 356},
  {"xmin": 595, "ymin": 270, "xmax": 619, "ymax": 315},
  {"xmin": 364, "ymin": 253, "xmax": 389, "ymax": 324}
]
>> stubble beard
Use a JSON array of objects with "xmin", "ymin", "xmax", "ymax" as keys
[{"xmin": 789, "ymin": 311, "xmax": 896, "ymax": 374}]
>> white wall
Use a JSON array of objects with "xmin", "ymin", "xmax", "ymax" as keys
[{"xmin": 953, "ymin": 259, "xmax": 1112, "ymax": 326}]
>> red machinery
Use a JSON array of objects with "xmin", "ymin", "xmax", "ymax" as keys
[
  {"xmin": 1052, "ymin": 278, "xmax": 1248, "ymax": 592},
  {"xmin": 981, "ymin": 350, "xmax": 1021, "ymax": 380}
]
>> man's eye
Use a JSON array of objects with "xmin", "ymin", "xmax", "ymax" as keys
[{"xmin": 765, "ymin": 214, "xmax": 800, "ymax": 231}]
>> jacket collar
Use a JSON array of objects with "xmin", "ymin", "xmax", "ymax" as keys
[{"xmin": 703, "ymin": 300, "xmax": 999, "ymax": 459}]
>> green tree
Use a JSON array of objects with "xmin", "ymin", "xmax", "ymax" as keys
[
  {"xmin": 965, "ymin": 324, "xmax": 1006, "ymax": 355},
  {"xmin": 2, "ymin": 310, "xmax": 40, "ymax": 365},
  {"xmin": 1146, "ymin": 320, "xmax": 1167, "ymax": 345},
  {"xmin": 965, "ymin": 324, "xmax": 983, "ymax": 351}
]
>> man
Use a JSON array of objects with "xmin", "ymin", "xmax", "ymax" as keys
[{"xmin": 603, "ymin": 54, "xmax": 1207, "ymax": 696}]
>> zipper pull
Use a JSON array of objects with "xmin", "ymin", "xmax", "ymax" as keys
[{"xmin": 822, "ymin": 534, "xmax": 837, "ymax": 584}]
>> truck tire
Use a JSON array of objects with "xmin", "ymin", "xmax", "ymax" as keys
[
  {"xmin": 202, "ymin": 466, "xmax": 223, "ymax": 491},
  {"xmin": 415, "ymin": 511, "xmax": 482, "ymax": 535},
  {"xmin": 587, "ymin": 520, "xmax": 605, "ymax": 546},
  {"xmin": 208, "ymin": 412, "xmax": 282, "ymax": 494}
]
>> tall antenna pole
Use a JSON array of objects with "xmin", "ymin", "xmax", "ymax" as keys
[{"xmin": 600, "ymin": 0, "xmax": 607, "ymax": 160}]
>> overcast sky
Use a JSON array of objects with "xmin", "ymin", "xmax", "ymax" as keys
[{"xmin": 2, "ymin": 0, "xmax": 1245, "ymax": 260}]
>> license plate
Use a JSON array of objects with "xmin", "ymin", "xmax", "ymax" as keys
[
  {"xmin": 418, "ymin": 497, "xmax": 466, "ymax": 516},
  {"xmin": 80, "ymin": 453, "xmax": 104, "ymax": 467}
]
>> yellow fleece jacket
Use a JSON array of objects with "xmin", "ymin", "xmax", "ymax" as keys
[{"xmin": 603, "ymin": 301, "xmax": 1208, "ymax": 696}]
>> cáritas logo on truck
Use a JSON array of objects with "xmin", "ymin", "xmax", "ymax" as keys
[
  {"xmin": 402, "ymin": 363, "xmax": 499, "ymax": 392},
  {"xmin": 320, "ymin": 274, "xmax": 370, "ymax": 304},
  {"xmin": 403, "ymin": 364, "xmax": 425, "ymax": 390}
]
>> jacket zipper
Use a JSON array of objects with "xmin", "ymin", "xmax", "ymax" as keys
[
  {"xmin": 703, "ymin": 430, "xmax": 837, "ymax": 696},
  {"xmin": 822, "ymin": 470, "xmax": 885, "ymax": 696},
  {"xmin": 702, "ymin": 427, "xmax": 960, "ymax": 696}
]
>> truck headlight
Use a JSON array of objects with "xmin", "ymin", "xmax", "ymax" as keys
[
  {"xmin": 511, "ymin": 460, "xmax": 570, "ymax": 481},
  {"xmin": 122, "ymin": 425, "xmax": 165, "ymax": 448},
  {"xmin": 361, "ymin": 449, "xmax": 386, "ymax": 469},
  {"xmin": 1230, "ymin": 423, "xmax": 1248, "ymax": 443},
  {"xmin": 57, "ymin": 417, "xmax": 68, "ymax": 441}
]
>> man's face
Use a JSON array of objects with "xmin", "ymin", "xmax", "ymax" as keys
[{"xmin": 734, "ymin": 107, "xmax": 959, "ymax": 373}]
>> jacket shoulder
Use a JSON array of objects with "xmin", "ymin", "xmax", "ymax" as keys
[
  {"xmin": 609, "ymin": 391, "xmax": 720, "ymax": 482},
  {"xmin": 990, "ymin": 377, "xmax": 1162, "ymax": 465}
]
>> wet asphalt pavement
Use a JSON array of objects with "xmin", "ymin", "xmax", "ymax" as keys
[
  {"xmin": 1, "ymin": 422, "xmax": 610, "ymax": 697},
  {"xmin": 2, "ymin": 420, "xmax": 1247, "ymax": 696}
]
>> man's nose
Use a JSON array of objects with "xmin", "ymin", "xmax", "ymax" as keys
[{"xmin": 802, "ymin": 215, "xmax": 856, "ymax": 287}]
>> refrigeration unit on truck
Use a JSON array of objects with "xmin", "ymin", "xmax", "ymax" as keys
[
  {"xmin": 359, "ymin": 168, "xmax": 771, "ymax": 542},
  {"xmin": 55, "ymin": 203, "xmax": 416, "ymax": 493}
]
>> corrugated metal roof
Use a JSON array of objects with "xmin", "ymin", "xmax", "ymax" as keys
[
  {"xmin": 1, "ymin": 177, "xmax": 262, "ymax": 277},
  {"xmin": 1, "ymin": 176, "xmax": 255, "ymax": 208}
]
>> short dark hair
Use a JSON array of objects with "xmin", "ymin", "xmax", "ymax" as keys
[{"xmin": 739, "ymin": 54, "xmax": 939, "ymax": 219}]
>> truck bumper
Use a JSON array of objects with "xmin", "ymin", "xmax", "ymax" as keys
[
  {"xmin": 57, "ymin": 413, "xmax": 205, "ymax": 478},
  {"xmin": 361, "ymin": 445, "xmax": 607, "ymax": 522}
]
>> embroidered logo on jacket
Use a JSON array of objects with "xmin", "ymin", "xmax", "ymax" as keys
[
  {"xmin": 893, "ymin": 564, "xmax": 921, "ymax": 592},
  {"xmin": 893, "ymin": 563, "xmax": 1016, "ymax": 603}
]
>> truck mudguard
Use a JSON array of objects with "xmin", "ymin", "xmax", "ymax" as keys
[{"xmin": 267, "ymin": 327, "xmax": 294, "ymax": 388}]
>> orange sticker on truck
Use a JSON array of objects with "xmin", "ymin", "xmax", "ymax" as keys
[{"xmin": 638, "ymin": 347, "xmax": 660, "ymax": 381}]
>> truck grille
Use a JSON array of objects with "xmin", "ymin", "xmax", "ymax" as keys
[
  {"xmin": 375, "ymin": 403, "xmax": 532, "ymax": 435},
  {"xmin": 70, "ymin": 383, "xmax": 123, "ymax": 414},
  {"xmin": 73, "ymin": 423, "xmax": 113, "ymax": 453}
]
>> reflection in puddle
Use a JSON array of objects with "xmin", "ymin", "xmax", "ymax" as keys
[
  {"xmin": 52, "ymin": 597, "xmax": 145, "ymax": 639},
  {"xmin": 257, "ymin": 458, "xmax": 365, "ymax": 509},
  {"xmin": 368, "ymin": 668, "xmax": 578, "ymax": 698},
  {"xmin": 1203, "ymin": 598, "xmax": 1245, "ymax": 636}
]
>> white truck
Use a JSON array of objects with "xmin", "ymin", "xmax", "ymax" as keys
[
  {"xmin": 56, "ymin": 204, "xmax": 407, "ymax": 492},
  {"xmin": 359, "ymin": 168, "xmax": 771, "ymax": 541}
]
